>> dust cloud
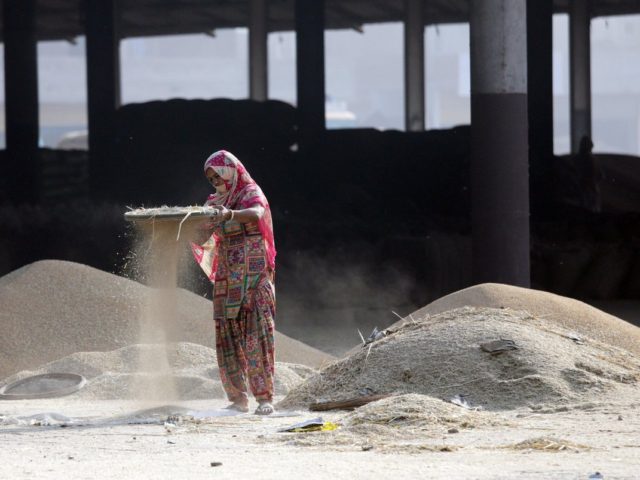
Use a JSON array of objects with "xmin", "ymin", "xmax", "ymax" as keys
[
  {"xmin": 276, "ymin": 250, "xmax": 419, "ymax": 356},
  {"xmin": 127, "ymin": 217, "xmax": 205, "ymax": 403}
]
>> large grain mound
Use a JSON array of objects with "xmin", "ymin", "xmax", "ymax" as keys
[
  {"xmin": 279, "ymin": 307, "xmax": 640, "ymax": 411},
  {"xmin": 1, "ymin": 342, "xmax": 316, "ymax": 400},
  {"xmin": 397, "ymin": 283, "xmax": 640, "ymax": 356},
  {"xmin": 0, "ymin": 260, "xmax": 333, "ymax": 379}
]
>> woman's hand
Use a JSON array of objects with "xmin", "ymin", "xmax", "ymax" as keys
[
  {"xmin": 209, "ymin": 205, "xmax": 232, "ymax": 223},
  {"xmin": 208, "ymin": 205, "xmax": 264, "ymax": 224}
]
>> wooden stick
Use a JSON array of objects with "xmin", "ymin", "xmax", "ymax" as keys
[{"xmin": 309, "ymin": 394, "xmax": 391, "ymax": 412}]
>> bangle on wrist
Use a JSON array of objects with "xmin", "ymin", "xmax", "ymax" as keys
[{"xmin": 228, "ymin": 210, "xmax": 234, "ymax": 221}]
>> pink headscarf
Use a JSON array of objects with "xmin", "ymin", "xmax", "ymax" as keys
[{"xmin": 202, "ymin": 150, "xmax": 276, "ymax": 271}]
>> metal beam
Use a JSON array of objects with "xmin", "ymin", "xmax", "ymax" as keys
[
  {"xmin": 8, "ymin": 0, "xmax": 640, "ymax": 42},
  {"xmin": 404, "ymin": 0, "xmax": 425, "ymax": 131},
  {"xmin": 370, "ymin": 0, "xmax": 404, "ymax": 19},
  {"xmin": 326, "ymin": 4, "xmax": 364, "ymax": 32}
]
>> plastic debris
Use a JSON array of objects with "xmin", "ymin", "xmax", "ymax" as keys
[
  {"xmin": 565, "ymin": 333, "xmax": 584, "ymax": 345},
  {"xmin": 450, "ymin": 394, "xmax": 472, "ymax": 409},
  {"xmin": 278, "ymin": 417, "xmax": 339, "ymax": 433},
  {"xmin": 358, "ymin": 327, "xmax": 387, "ymax": 346},
  {"xmin": 449, "ymin": 394, "xmax": 482, "ymax": 411},
  {"xmin": 479, "ymin": 338, "xmax": 518, "ymax": 355},
  {"xmin": 367, "ymin": 326, "xmax": 386, "ymax": 344}
]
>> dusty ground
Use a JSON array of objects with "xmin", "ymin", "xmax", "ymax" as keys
[
  {"xmin": 1, "ymin": 396, "xmax": 638, "ymax": 479},
  {"xmin": 3, "ymin": 259, "xmax": 639, "ymax": 480}
]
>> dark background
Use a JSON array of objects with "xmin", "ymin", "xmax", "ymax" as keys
[{"xmin": 1, "ymin": 99, "xmax": 639, "ymax": 352}]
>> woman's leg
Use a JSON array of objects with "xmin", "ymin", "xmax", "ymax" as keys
[
  {"xmin": 243, "ymin": 279, "xmax": 276, "ymax": 411},
  {"xmin": 215, "ymin": 317, "xmax": 249, "ymax": 409}
]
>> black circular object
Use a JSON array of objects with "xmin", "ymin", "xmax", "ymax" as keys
[{"xmin": 0, "ymin": 373, "xmax": 86, "ymax": 400}]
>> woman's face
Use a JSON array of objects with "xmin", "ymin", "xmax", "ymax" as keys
[{"xmin": 206, "ymin": 167, "xmax": 225, "ymax": 188}]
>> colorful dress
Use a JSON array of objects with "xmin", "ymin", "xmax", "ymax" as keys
[{"xmin": 191, "ymin": 151, "xmax": 276, "ymax": 406}]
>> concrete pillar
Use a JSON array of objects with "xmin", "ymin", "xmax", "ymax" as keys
[
  {"xmin": 3, "ymin": 0, "xmax": 40, "ymax": 203},
  {"xmin": 295, "ymin": 0, "xmax": 325, "ymax": 152},
  {"xmin": 569, "ymin": 0, "xmax": 592, "ymax": 153},
  {"xmin": 249, "ymin": 0, "xmax": 268, "ymax": 101},
  {"xmin": 527, "ymin": 0, "xmax": 554, "ymax": 214},
  {"xmin": 85, "ymin": 0, "xmax": 121, "ymax": 199},
  {"xmin": 469, "ymin": 0, "xmax": 530, "ymax": 287},
  {"xmin": 404, "ymin": 0, "xmax": 425, "ymax": 131}
]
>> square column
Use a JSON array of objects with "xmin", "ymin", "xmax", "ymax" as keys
[
  {"xmin": 569, "ymin": 0, "xmax": 592, "ymax": 153},
  {"xmin": 470, "ymin": 0, "xmax": 530, "ymax": 287},
  {"xmin": 295, "ymin": 0, "xmax": 325, "ymax": 153},
  {"xmin": 3, "ymin": 0, "xmax": 40, "ymax": 203},
  {"xmin": 85, "ymin": 0, "xmax": 121, "ymax": 199},
  {"xmin": 527, "ymin": 0, "xmax": 554, "ymax": 214},
  {"xmin": 404, "ymin": 0, "xmax": 425, "ymax": 131},
  {"xmin": 249, "ymin": 0, "xmax": 268, "ymax": 101}
]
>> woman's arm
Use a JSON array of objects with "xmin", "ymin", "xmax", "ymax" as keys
[{"xmin": 212, "ymin": 205, "xmax": 265, "ymax": 224}]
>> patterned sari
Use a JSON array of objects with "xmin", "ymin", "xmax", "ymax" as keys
[{"xmin": 192, "ymin": 150, "xmax": 276, "ymax": 406}]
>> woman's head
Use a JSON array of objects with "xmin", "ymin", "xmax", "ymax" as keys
[
  {"xmin": 203, "ymin": 150, "xmax": 255, "ymax": 206},
  {"xmin": 205, "ymin": 167, "xmax": 226, "ymax": 192},
  {"xmin": 202, "ymin": 150, "xmax": 276, "ymax": 269}
]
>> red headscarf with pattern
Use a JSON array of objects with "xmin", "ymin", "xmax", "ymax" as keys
[{"xmin": 202, "ymin": 150, "xmax": 276, "ymax": 271}]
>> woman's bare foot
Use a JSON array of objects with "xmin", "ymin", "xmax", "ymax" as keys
[
  {"xmin": 224, "ymin": 402, "xmax": 249, "ymax": 413},
  {"xmin": 254, "ymin": 401, "xmax": 274, "ymax": 415}
]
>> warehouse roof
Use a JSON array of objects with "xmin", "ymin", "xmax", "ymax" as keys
[{"xmin": 1, "ymin": 0, "xmax": 640, "ymax": 42}]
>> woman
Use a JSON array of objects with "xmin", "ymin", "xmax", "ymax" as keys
[{"xmin": 191, "ymin": 150, "xmax": 276, "ymax": 415}]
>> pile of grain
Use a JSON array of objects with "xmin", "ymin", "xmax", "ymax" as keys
[
  {"xmin": 0, "ymin": 260, "xmax": 333, "ymax": 380},
  {"xmin": 344, "ymin": 393, "xmax": 497, "ymax": 430},
  {"xmin": 1, "ymin": 342, "xmax": 316, "ymax": 400},
  {"xmin": 263, "ymin": 393, "xmax": 504, "ymax": 452},
  {"xmin": 505, "ymin": 436, "xmax": 587, "ymax": 452},
  {"xmin": 399, "ymin": 283, "xmax": 640, "ymax": 356},
  {"xmin": 279, "ymin": 307, "xmax": 640, "ymax": 411}
]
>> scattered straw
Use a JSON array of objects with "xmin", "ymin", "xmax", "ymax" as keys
[{"xmin": 505, "ymin": 436, "xmax": 588, "ymax": 452}]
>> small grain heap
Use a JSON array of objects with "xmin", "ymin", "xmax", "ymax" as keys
[{"xmin": 2, "ymin": 342, "xmax": 315, "ymax": 400}]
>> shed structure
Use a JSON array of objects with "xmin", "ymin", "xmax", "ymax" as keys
[{"xmin": 2, "ymin": 0, "xmax": 638, "ymax": 287}]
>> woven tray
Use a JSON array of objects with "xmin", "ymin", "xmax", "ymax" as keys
[{"xmin": 124, "ymin": 206, "xmax": 220, "ymax": 222}]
